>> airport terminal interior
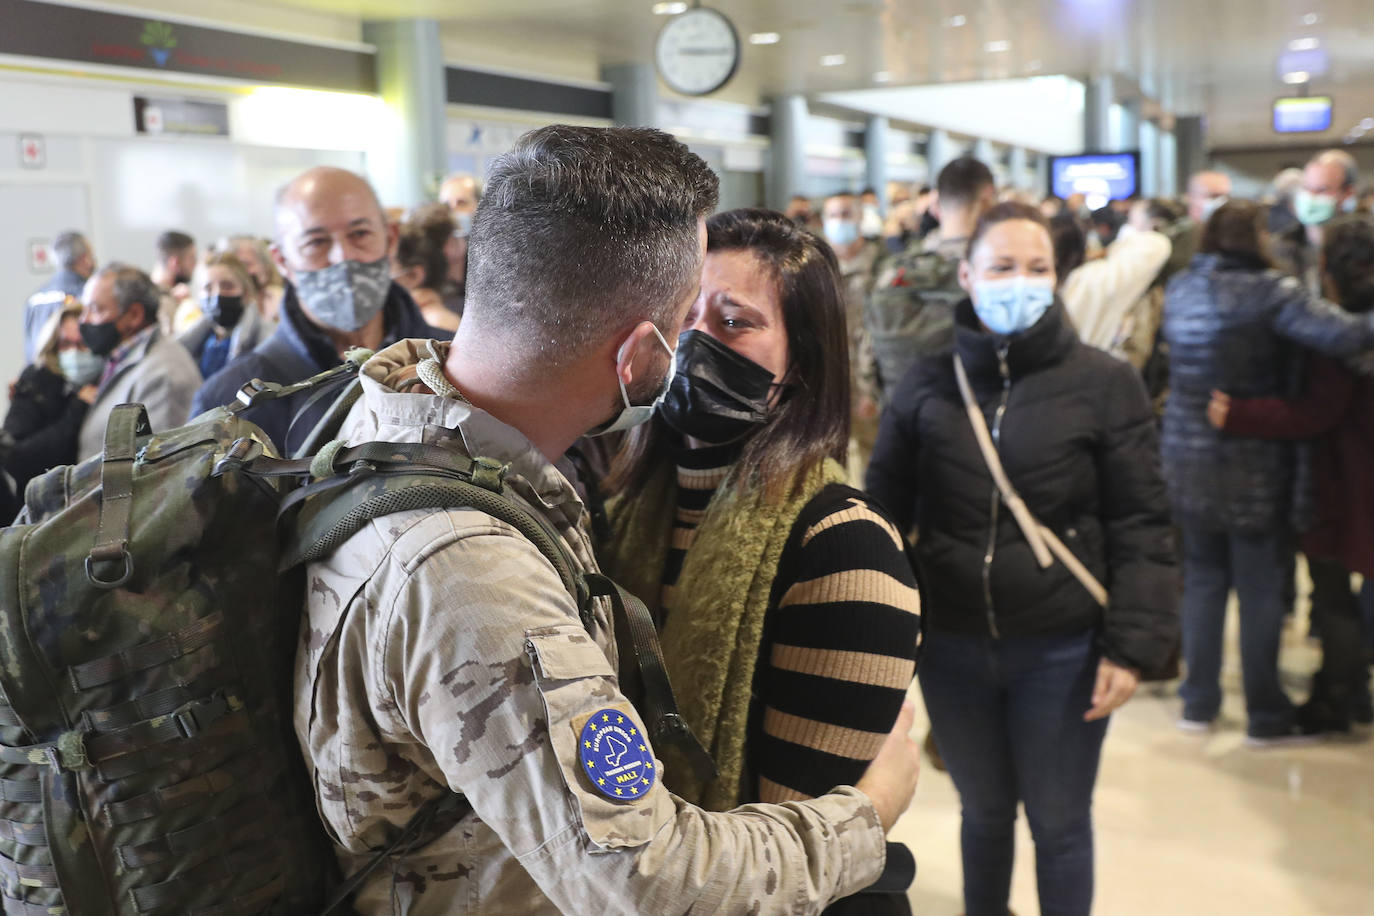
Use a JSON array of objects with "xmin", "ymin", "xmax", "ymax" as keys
[{"xmin": 1, "ymin": 0, "xmax": 1372, "ymax": 914}]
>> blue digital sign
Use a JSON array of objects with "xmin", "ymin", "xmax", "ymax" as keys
[
  {"xmin": 1274, "ymin": 97, "xmax": 1332, "ymax": 133},
  {"xmin": 1049, "ymin": 153, "xmax": 1139, "ymax": 208}
]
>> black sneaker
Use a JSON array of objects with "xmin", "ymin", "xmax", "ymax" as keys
[{"xmin": 1244, "ymin": 718, "xmax": 1329, "ymax": 748}]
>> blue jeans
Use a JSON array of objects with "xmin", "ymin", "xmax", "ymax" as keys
[
  {"xmin": 1177, "ymin": 523, "xmax": 1294, "ymax": 735},
  {"xmin": 920, "ymin": 628, "xmax": 1108, "ymax": 916}
]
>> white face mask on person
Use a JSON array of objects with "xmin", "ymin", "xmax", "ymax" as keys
[
  {"xmin": 971, "ymin": 276, "xmax": 1056, "ymax": 336},
  {"xmin": 587, "ymin": 324, "xmax": 677, "ymax": 437},
  {"xmin": 824, "ymin": 219, "xmax": 860, "ymax": 248}
]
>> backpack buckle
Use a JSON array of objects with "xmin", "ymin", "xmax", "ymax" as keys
[{"xmin": 470, "ymin": 457, "xmax": 507, "ymax": 492}]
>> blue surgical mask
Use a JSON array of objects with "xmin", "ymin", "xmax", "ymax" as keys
[
  {"xmin": 1294, "ymin": 189, "xmax": 1338, "ymax": 227},
  {"xmin": 58, "ymin": 348, "xmax": 105, "ymax": 386},
  {"xmin": 588, "ymin": 324, "xmax": 677, "ymax": 437},
  {"xmin": 824, "ymin": 219, "xmax": 860, "ymax": 248},
  {"xmin": 972, "ymin": 276, "xmax": 1056, "ymax": 336}
]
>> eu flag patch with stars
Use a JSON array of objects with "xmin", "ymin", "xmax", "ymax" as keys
[{"xmin": 578, "ymin": 708, "xmax": 656, "ymax": 801}]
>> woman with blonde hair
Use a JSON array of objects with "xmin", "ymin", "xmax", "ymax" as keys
[{"xmin": 179, "ymin": 251, "xmax": 274, "ymax": 381}]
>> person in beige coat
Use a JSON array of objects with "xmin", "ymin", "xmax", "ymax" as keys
[{"xmin": 75, "ymin": 264, "xmax": 202, "ymax": 459}]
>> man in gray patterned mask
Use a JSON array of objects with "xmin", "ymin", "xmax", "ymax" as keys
[{"xmin": 190, "ymin": 166, "xmax": 443, "ymax": 452}]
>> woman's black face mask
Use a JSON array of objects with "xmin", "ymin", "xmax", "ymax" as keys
[{"xmin": 656, "ymin": 329, "xmax": 777, "ymax": 445}]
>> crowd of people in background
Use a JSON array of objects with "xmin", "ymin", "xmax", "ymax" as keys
[{"xmin": 2, "ymin": 129, "xmax": 1372, "ymax": 916}]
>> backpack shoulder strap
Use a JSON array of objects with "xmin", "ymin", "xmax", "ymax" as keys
[{"xmin": 278, "ymin": 443, "xmax": 717, "ymax": 776}]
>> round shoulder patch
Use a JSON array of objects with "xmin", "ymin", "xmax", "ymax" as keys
[{"xmin": 578, "ymin": 708, "xmax": 656, "ymax": 801}]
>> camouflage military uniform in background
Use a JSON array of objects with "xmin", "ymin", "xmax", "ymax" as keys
[
  {"xmin": 295, "ymin": 339, "xmax": 887, "ymax": 914},
  {"xmin": 836, "ymin": 240, "xmax": 884, "ymax": 478}
]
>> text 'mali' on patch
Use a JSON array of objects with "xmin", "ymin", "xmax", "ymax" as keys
[{"xmin": 578, "ymin": 707, "xmax": 656, "ymax": 801}]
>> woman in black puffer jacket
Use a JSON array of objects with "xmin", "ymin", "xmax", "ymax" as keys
[
  {"xmin": 867, "ymin": 202, "xmax": 1178, "ymax": 916},
  {"xmin": 1161, "ymin": 200, "xmax": 1374, "ymax": 744},
  {"xmin": 0, "ymin": 301, "xmax": 100, "ymax": 521}
]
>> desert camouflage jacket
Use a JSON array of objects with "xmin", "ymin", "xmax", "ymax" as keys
[{"xmin": 294, "ymin": 339, "xmax": 887, "ymax": 914}]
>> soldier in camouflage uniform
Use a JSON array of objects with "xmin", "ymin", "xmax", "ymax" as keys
[{"xmin": 295, "ymin": 126, "xmax": 921, "ymax": 914}]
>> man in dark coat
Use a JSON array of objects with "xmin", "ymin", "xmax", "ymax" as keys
[{"xmin": 191, "ymin": 167, "xmax": 446, "ymax": 454}]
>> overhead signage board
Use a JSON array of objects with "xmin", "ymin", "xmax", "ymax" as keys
[
  {"xmin": 0, "ymin": 0, "xmax": 374, "ymax": 93},
  {"xmin": 134, "ymin": 96, "xmax": 230, "ymax": 136}
]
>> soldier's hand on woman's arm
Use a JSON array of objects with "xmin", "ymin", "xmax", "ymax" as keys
[{"xmin": 855, "ymin": 700, "xmax": 921, "ymax": 832}]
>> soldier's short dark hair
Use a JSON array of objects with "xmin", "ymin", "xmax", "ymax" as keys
[
  {"xmin": 156, "ymin": 230, "xmax": 196, "ymax": 258},
  {"xmin": 53, "ymin": 232, "xmax": 90, "ymax": 270},
  {"xmin": 98, "ymin": 264, "xmax": 161, "ymax": 327},
  {"xmin": 466, "ymin": 125, "xmax": 719, "ymax": 366},
  {"xmin": 937, "ymin": 157, "xmax": 996, "ymax": 211}
]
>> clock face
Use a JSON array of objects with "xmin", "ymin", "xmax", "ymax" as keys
[{"xmin": 654, "ymin": 7, "xmax": 741, "ymax": 97}]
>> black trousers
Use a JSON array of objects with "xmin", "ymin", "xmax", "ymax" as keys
[{"xmin": 1308, "ymin": 557, "xmax": 1371, "ymax": 717}]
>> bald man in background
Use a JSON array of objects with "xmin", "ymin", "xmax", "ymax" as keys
[
  {"xmin": 1272, "ymin": 150, "xmax": 1362, "ymax": 292},
  {"xmin": 191, "ymin": 166, "xmax": 445, "ymax": 453}
]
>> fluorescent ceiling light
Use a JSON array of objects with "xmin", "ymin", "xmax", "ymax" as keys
[
  {"xmin": 873, "ymin": 71, "xmax": 892, "ymax": 82},
  {"xmin": 653, "ymin": 2, "xmax": 687, "ymax": 14},
  {"xmin": 946, "ymin": 14, "xmax": 968, "ymax": 27},
  {"xmin": 1301, "ymin": 12, "xmax": 1321, "ymax": 25},
  {"xmin": 1288, "ymin": 38, "xmax": 1320, "ymax": 51},
  {"xmin": 986, "ymin": 40, "xmax": 1012, "ymax": 52},
  {"xmin": 749, "ymin": 32, "xmax": 781, "ymax": 45},
  {"xmin": 1027, "ymin": 59, "xmax": 1043, "ymax": 71},
  {"xmin": 1361, "ymin": 117, "xmax": 1374, "ymax": 129},
  {"xmin": 1282, "ymin": 70, "xmax": 1311, "ymax": 84},
  {"xmin": 821, "ymin": 54, "xmax": 847, "ymax": 67}
]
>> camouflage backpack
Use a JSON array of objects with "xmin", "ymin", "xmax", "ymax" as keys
[
  {"xmin": 864, "ymin": 246, "xmax": 963, "ymax": 400},
  {"xmin": 0, "ymin": 354, "xmax": 711, "ymax": 916}
]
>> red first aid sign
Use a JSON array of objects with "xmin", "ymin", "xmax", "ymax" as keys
[
  {"xmin": 18, "ymin": 134, "xmax": 46, "ymax": 169},
  {"xmin": 28, "ymin": 240, "xmax": 54, "ymax": 273}
]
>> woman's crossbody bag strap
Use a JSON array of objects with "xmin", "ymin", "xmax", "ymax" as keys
[{"xmin": 952, "ymin": 353, "xmax": 1109, "ymax": 608}]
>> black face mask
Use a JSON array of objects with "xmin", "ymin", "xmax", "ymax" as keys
[
  {"xmin": 174, "ymin": 271, "xmax": 193, "ymax": 286},
  {"xmin": 79, "ymin": 320, "xmax": 123, "ymax": 358},
  {"xmin": 657, "ymin": 330, "xmax": 776, "ymax": 445},
  {"xmin": 207, "ymin": 294, "xmax": 245, "ymax": 330}
]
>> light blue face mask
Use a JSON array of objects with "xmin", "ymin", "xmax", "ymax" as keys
[
  {"xmin": 1294, "ymin": 189, "xmax": 1338, "ymax": 227},
  {"xmin": 588, "ymin": 324, "xmax": 677, "ymax": 437},
  {"xmin": 972, "ymin": 276, "xmax": 1056, "ymax": 336},
  {"xmin": 824, "ymin": 219, "xmax": 860, "ymax": 248},
  {"xmin": 58, "ymin": 348, "xmax": 105, "ymax": 386}
]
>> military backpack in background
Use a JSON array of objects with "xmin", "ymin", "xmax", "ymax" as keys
[{"xmin": 864, "ymin": 247, "xmax": 963, "ymax": 400}]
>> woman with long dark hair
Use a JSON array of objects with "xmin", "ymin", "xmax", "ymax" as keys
[
  {"xmin": 601, "ymin": 208, "xmax": 922, "ymax": 913},
  {"xmin": 867, "ymin": 202, "xmax": 1178, "ymax": 916}
]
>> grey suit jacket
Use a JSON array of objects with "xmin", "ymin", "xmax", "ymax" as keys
[{"xmin": 77, "ymin": 326, "xmax": 202, "ymax": 460}]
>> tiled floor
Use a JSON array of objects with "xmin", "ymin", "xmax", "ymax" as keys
[{"xmin": 890, "ymin": 613, "xmax": 1374, "ymax": 915}]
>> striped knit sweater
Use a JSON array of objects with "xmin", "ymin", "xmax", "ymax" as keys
[{"xmin": 662, "ymin": 446, "xmax": 922, "ymax": 804}]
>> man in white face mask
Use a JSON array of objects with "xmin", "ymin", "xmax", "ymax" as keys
[
  {"xmin": 190, "ymin": 166, "xmax": 447, "ymax": 453},
  {"xmin": 294, "ymin": 125, "xmax": 922, "ymax": 915}
]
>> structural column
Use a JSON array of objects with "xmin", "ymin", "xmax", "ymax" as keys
[
  {"xmin": 1008, "ymin": 146, "xmax": 1028, "ymax": 190},
  {"xmin": 602, "ymin": 63, "xmax": 660, "ymax": 128},
  {"xmin": 1158, "ymin": 126, "xmax": 1179, "ymax": 197},
  {"xmin": 1139, "ymin": 119, "xmax": 1160, "ymax": 196},
  {"xmin": 768, "ymin": 94, "xmax": 808, "ymax": 210},
  {"xmin": 1174, "ymin": 115, "xmax": 1206, "ymax": 195},
  {"xmin": 864, "ymin": 115, "xmax": 890, "ymax": 207},
  {"xmin": 926, "ymin": 129, "xmax": 957, "ymax": 180},
  {"xmin": 364, "ymin": 19, "xmax": 448, "ymax": 208}
]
